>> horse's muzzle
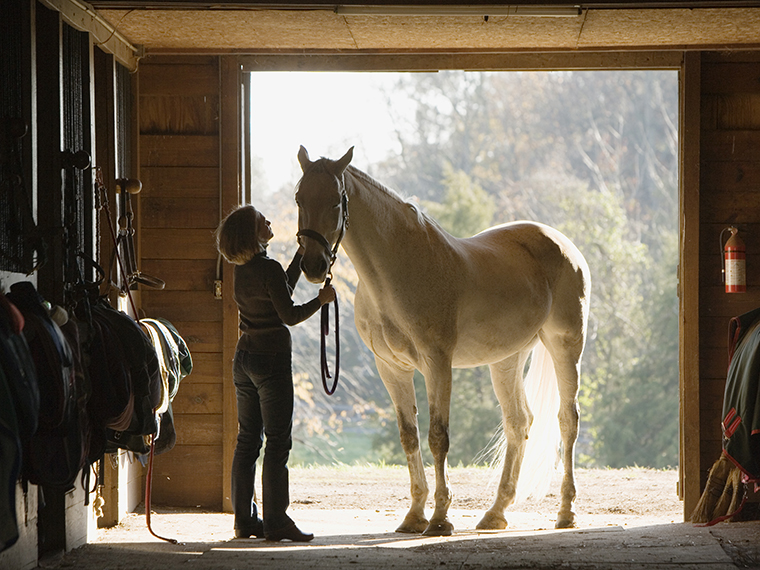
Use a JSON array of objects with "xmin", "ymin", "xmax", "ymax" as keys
[{"xmin": 300, "ymin": 252, "xmax": 329, "ymax": 284}]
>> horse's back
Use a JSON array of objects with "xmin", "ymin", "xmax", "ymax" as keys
[{"xmin": 461, "ymin": 221, "xmax": 588, "ymax": 295}]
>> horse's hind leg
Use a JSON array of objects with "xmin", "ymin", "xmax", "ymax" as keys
[
  {"xmin": 541, "ymin": 330, "xmax": 584, "ymax": 529},
  {"xmin": 375, "ymin": 358, "xmax": 429, "ymax": 534},
  {"xmin": 477, "ymin": 351, "xmax": 533, "ymax": 530}
]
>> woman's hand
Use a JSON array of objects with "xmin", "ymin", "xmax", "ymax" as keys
[{"xmin": 318, "ymin": 284, "xmax": 336, "ymax": 305}]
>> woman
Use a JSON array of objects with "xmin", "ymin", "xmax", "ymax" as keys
[{"xmin": 215, "ymin": 204, "xmax": 335, "ymax": 542}]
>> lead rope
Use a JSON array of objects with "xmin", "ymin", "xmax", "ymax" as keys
[
  {"xmin": 145, "ymin": 435, "xmax": 178, "ymax": 543},
  {"xmin": 320, "ymin": 275, "xmax": 340, "ymax": 395}
]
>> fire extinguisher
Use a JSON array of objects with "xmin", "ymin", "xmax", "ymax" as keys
[{"xmin": 721, "ymin": 226, "xmax": 746, "ymax": 293}]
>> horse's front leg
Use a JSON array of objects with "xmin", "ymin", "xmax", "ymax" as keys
[
  {"xmin": 422, "ymin": 361, "xmax": 454, "ymax": 536},
  {"xmin": 376, "ymin": 359, "xmax": 429, "ymax": 534}
]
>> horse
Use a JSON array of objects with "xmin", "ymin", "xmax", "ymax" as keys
[{"xmin": 294, "ymin": 145, "xmax": 591, "ymax": 536}]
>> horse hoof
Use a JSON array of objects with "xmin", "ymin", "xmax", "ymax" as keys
[
  {"xmin": 476, "ymin": 511, "xmax": 507, "ymax": 530},
  {"xmin": 423, "ymin": 520, "xmax": 453, "ymax": 536},
  {"xmin": 555, "ymin": 511, "xmax": 576, "ymax": 529},
  {"xmin": 395, "ymin": 514, "xmax": 428, "ymax": 534}
]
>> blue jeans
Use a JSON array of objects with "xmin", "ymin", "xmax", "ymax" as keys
[{"xmin": 231, "ymin": 349, "xmax": 294, "ymax": 534}]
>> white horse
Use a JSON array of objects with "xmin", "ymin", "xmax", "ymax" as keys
[{"xmin": 295, "ymin": 146, "xmax": 591, "ymax": 536}]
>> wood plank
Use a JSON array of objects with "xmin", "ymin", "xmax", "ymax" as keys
[
  {"xmin": 702, "ymin": 62, "xmax": 760, "ymax": 94},
  {"xmin": 699, "ymin": 378, "xmax": 727, "ymax": 411},
  {"xmin": 701, "ymin": 130, "xmax": 760, "ymax": 162},
  {"xmin": 701, "ymin": 161, "xmax": 760, "ymax": 193},
  {"xmin": 142, "ymin": 197, "xmax": 220, "ymax": 229},
  {"xmin": 181, "ymin": 352, "xmax": 222, "ymax": 384},
  {"xmin": 241, "ymin": 51, "xmax": 683, "ymax": 73},
  {"xmin": 140, "ymin": 94, "xmax": 220, "ymax": 135},
  {"xmin": 142, "ymin": 55, "xmax": 218, "ymax": 67},
  {"xmin": 221, "ymin": 56, "xmax": 241, "ymax": 514},
  {"xmin": 680, "ymin": 50, "xmax": 701, "ymax": 515},
  {"xmin": 698, "ymin": 286, "xmax": 760, "ymax": 317},
  {"xmin": 172, "ymin": 382, "xmax": 223, "ymax": 415},
  {"xmin": 173, "ymin": 414, "xmax": 222, "ymax": 446},
  {"xmin": 141, "ymin": 290, "xmax": 223, "ymax": 322},
  {"xmin": 170, "ymin": 320, "xmax": 223, "ymax": 353},
  {"xmin": 699, "ymin": 189, "xmax": 760, "ymax": 224},
  {"xmin": 141, "ymin": 166, "xmax": 219, "ymax": 198},
  {"xmin": 141, "ymin": 228, "xmax": 218, "ymax": 260},
  {"xmin": 700, "ymin": 316, "xmax": 735, "ymax": 350},
  {"xmin": 699, "ymin": 411, "xmax": 723, "ymax": 441},
  {"xmin": 703, "ymin": 52, "xmax": 760, "ymax": 64},
  {"xmin": 140, "ymin": 259, "xmax": 218, "ymax": 291},
  {"xmin": 715, "ymin": 93, "xmax": 760, "ymax": 130},
  {"xmin": 700, "ymin": 95, "xmax": 717, "ymax": 131},
  {"xmin": 140, "ymin": 134, "xmax": 219, "ymax": 167},
  {"xmin": 138, "ymin": 64, "xmax": 218, "ymax": 96},
  {"xmin": 700, "ymin": 441, "xmax": 724, "ymax": 477},
  {"xmin": 699, "ymin": 346, "xmax": 728, "ymax": 380},
  {"xmin": 151, "ymin": 444, "xmax": 222, "ymax": 509}
]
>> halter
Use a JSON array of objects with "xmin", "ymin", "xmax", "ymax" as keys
[
  {"xmin": 296, "ymin": 189, "xmax": 349, "ymax": 279},
  {"xmin": 296, "ymin": 185, "xmax": 349, "ymax": 396}
]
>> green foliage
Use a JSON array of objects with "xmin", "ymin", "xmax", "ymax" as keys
[{"xmin": 421, "ymin": 164, "xmax": 495, "ymax": 237}]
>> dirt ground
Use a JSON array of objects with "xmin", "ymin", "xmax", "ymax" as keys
[
  {"xmin": 45, "ymin": 465, "xmax": 760, "ymax": 570},
  {"xmin": 285, "ymin": 464, "xmax": 684, "ymax": 524}
]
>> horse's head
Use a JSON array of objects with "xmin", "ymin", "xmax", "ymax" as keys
[{"xmin": 295, "ymin": 145, "xmax": 353, "ymax": 283}]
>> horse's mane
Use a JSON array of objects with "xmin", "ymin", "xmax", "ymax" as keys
[{"xmin": 345, "ymin": 165, "xmax": 434, "ymax": 229}]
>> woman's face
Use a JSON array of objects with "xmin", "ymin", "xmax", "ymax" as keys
[{"xmin": 257, "ymin": 212, "xmax": 274, "ymax": 244}]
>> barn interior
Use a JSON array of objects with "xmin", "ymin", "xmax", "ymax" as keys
[{"xmin": 1, "ymin": 1, "xmax": 760, "ymax": 568}]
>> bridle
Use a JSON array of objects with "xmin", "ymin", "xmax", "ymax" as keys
[
  {"xmin": 296, "ymin": 187, "xmax": 349, "ymax": 396},
  {"xmin": 296, "ymin": 189, "xmax": 349, "ymax": 276}
]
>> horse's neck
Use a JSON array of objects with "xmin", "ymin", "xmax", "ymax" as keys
[{"xmin": 342, "ymin": 168, "xmax": 443, "ymax": 282}]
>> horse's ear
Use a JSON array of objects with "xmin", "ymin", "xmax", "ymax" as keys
[
  {"xmin": 297, "ymin": 145, "xmax": 312, "ymax": 172},
  {"xmin": 331, "ymin": 146, "xmax": 354, "ymax": 176}
]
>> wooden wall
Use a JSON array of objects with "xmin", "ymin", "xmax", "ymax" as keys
[
  {"xmin": 698, "ymin": 52, "xmax": 760, "ymax": 492},
  {"xmin": 137, "ymin": 55, "xmax": 226, "ymax": 509}
]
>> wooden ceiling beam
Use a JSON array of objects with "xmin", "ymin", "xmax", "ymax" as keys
[{"xmin": 40, "ymin": 0, "xmax": 142, "ymax": 71}]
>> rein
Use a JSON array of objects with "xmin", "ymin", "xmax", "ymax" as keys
[{"xmin": 297, "ymin": 190, "xmax": 348, "ymax": 396}]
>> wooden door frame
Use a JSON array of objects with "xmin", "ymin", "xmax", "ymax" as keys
[
  {"xmin": 220, "ymin": 56, "xmax": 243, "ymax": 512},
  {"xmin": 225, "ymin": 50, "xmax": 698, "ymax": 518}
]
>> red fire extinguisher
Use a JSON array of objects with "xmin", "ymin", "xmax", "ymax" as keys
[{"xmin": 721, "ymin": 226, "xmax": 746, "ymax": 293}]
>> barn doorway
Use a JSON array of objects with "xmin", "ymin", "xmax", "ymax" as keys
[{"xmin": 242, "ymin": 68, "xmax": 680, "ymax": 476}]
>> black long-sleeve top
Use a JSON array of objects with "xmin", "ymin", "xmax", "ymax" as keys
[{"xmin": 233, "ymin": 250, "xmax": 321, "ymax": 353}]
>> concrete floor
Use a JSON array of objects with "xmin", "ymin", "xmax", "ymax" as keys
[{"xmin": 41, "ymin": 507, "xmax": 760, "ymax": 570}]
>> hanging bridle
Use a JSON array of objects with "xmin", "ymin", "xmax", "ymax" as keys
[{"xmin": 296, "ymin": 189, "xmax": 349, "ymax": 396}]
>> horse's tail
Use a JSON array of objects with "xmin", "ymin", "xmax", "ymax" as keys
[
  {"xmin": 480, "ymin": 341, "xmax": 561, "ymax": 504},
  {"xmin": 515, "ymin": 341, "xmax": 561, "ymax": 503}
]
